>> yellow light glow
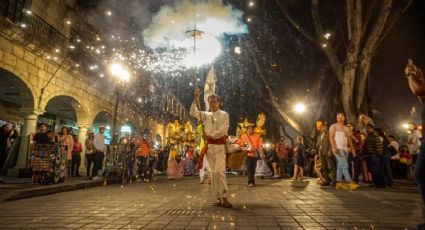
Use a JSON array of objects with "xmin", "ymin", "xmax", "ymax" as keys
[
  {"xmin": 294, "ymin": 103, "xmax": 306, "ymax": 114},
  {"xmin": 109, "ymin": 62, "xmax": 130, "ymax": 82}
]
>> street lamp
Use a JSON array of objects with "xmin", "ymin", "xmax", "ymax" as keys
[
  {"xmin": 294, "ymin": 103, "xmax": 306, "ymax": 114},
  {"xmin": 109, "ymin": 62, "xmax": 130, "ymax": 137},
  {"xmin": 109, "ymin": 63, "xmax": 130, "ymax": 82}
]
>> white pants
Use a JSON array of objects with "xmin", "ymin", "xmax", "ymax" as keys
[
  {"xmin": 205, "ymin": 144, "xmax": 228, "ymax": 198},
  {"xmin": 199, "ymin": 156, "xmax": 209, "ymax": 179}
]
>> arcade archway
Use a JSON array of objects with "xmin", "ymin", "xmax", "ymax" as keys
[{"xmin": 43, "ymin": 95, "xmax": 87, "ymax": 135}]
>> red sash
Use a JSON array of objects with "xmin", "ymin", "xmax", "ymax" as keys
[{"xmin": 195, "ymin": 136, "xmax": 227, "ymax": 170}]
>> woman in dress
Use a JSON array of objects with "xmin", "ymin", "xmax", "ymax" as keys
[
  {"xmin": 56, "ymin": 127, "xmax": 73, "ymax": 183},
  {"xmin": 291, "ymin": 136, "xmax": 305, "ymax": 180},
  {"xmin": 31, "ymin": 123, "xmax": 54, "ymax": 184},
  {"xmin": 167, "ymin": 147, "xmax": 178, "ymax": 179},
  {"xmin": 167, "ymin": 148, "xmax": 184, "ymax": 179}
]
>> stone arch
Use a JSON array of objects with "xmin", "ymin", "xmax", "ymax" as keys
[
  {"xmin": 0, "ymin": 68, "xmax": 36, "ymax": 110},
  {"xmin": 154, "ymin": 133, "xmax": 163, "ymax": 148},
  {"xmin": 120, "ymin": 120, "xmax": 136, "ymax": 137},
  {"xmin": 91, "ymin": 108, "xmax": 113, "ymax": 122},
  {"xmin": 91, "ymin": 110, "xmax": 113, "ymax": 143},
  {"xmin": 41, "ymin": 90, "xmax": 89, "ymax": 124},
  {"xmin": 42, "ymin": 95, "xmax": 88, "ymax": 133},
  {"xmin": 92, "ymin": 110, "xmax": 112, "ymax": 127}
]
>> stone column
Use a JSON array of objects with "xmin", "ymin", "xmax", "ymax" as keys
[
  {"xmin": 55, "ymin": 116, "xmax": 61, "ymax": 132},
  {"xmin": 9, "ymin": 109, "xmax": 43, "ymax": 177},
  {"xmin": 78, "ymin": 124, "xmax": 90, "ymax": 176}
]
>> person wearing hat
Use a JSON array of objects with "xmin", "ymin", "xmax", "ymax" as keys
[
  {"xmin": 190, "ymin": 89, "xmax": 232, "ymax": 208},
  {"xmin": 241, "ymin": 123, "xmax": 265, "ymax": 187}
]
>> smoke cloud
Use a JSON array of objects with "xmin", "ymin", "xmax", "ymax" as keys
[{"xmin": 143, "ymin": 0, "xmax": 247, "ymax": 49}]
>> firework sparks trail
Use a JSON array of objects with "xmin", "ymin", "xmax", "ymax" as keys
[{"xmin": 140, "ymin": 0, "xmax": 247, "ymax": 71}]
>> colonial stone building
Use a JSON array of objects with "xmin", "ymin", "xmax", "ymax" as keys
[{"xmin": 0, "ymin": 0, "xmax": 186, "ymax": 176}]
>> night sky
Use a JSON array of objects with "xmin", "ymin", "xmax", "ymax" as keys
[
  {"xmin": 370, "ymin": 0, "xmax": 425, "ymax": 132},
  {"xmin": 74, "ymin": 0, "xmax": 425, "ymax": 139}
]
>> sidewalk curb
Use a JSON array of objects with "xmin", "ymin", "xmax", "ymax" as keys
[{"xmin": 2, "ymin": 179, "xmax": 118, "ymax": 202}]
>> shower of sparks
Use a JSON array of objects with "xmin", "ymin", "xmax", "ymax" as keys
[
  {"xmin": 128, "ymin": 49, "xmax": 189, "ymax": 73},
  {"xmin": 116, "ymin": 36, "xmax": 221, "ymax": 73}
]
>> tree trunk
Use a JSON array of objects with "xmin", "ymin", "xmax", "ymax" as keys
[
  {"xmin": 341, "ymin": 62, "xmax": 357, "ymax": 123},
  {"xmin": 355, "ymin": 55, "xmax": 372, "ymax": 114},
  {"xmin": 248, "ymin": 47, "xmax": 309, "ymax": 137}
]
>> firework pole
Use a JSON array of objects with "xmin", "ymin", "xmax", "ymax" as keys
[{"xmin": 186, "ymin": 17, "xmax": 204, "ymax": 110}]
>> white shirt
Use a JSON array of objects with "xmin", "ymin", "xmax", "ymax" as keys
[
  {"xmin": 190, "ymin": 103, "xmax": 229, "ymax": 140},
  {"xmin": 389, "ymin": 140, "xmax": 399, "ymax": 153},
  {"xmin": 408, "ymin": 130, "xmax": 421, "ymax": 155},
  {"xmin": 94, "ymin": 133, "xmax": 106, "ymax": 153},
  {"xmin": 329, "ymin": 124, "xmax": 349, "ymax": 151}
]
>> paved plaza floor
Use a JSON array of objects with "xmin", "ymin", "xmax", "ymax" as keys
[{"xmin": 0, "ymin": 176, "xmax": 423, "ymax": 229}]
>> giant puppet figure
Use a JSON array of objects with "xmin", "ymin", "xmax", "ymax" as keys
[{"xmin": 166, "ymin": 118, "xmax": 184, "ymax": 179}]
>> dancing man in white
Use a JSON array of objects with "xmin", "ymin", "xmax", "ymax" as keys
[{"xmin": 190, "ymin": 89, "xmax": 232, "ymax": 208}]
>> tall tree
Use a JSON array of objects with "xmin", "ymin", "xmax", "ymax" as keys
[
  {"xmin": 275, "ymin": 0, "xmax": 413, "ymax": 122},
  {"xmin": 229, "ymin": 0, "xmax": 339, "ymax": 144}
]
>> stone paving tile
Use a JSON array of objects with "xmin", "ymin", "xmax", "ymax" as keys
[{"xmin": 0, "ymin": 176, "xmax": 423, "ymax": 229}]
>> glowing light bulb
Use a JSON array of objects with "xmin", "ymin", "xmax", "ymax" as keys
[
  {"xmin": 294, "ymin": 103, "xmax": 306, "ymax": 114},
  {"xmin": 323, "ymin": 32, "xmax": 331, "ymax": 39}
]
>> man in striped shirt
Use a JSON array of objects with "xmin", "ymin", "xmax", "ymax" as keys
[{"xmin": 136, "ymin": 134, "xmax": 151, "ymax": 182}]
